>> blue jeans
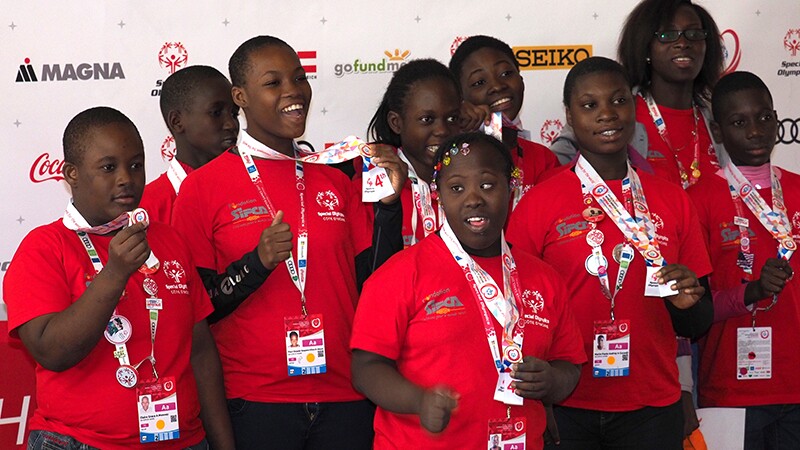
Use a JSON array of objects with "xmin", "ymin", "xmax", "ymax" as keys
[
  {"xmin": 28, "ymin": 430, "xmax": 208, "ymax": 450},
  {"xmin": 745, "ymin": 404, "xmax": 800, "ymax": 450},
  {"xmin": 544, "ymin": 401, "xmax": 683, "ymax": 450},
  {"xmin": 227, "ymin": 399, "xmax": 375, "ymax": 450}
]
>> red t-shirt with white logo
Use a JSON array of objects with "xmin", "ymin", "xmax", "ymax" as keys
[
  {"xmin": 637, "ymin": 95, "xmax": 718, "ymax": 186},
  {"xmin": 140, "ymin": 161, "xmax": 193, "ymax": 225},
  {"xmin": 688, "ymin": 169, "xmax": 800, "ymax": 407},
  {"xmin": 507, "ymin": 166, "xmax": 712, "ymax": 411},
  {"xmin": 172, "ymin": 151, "xmax": 371, "ymax": 402},
  {"xmin": 351, "ymin": 234, "xmax": 585, "ymax": 449},
  {"xmin": 515, "ymin": 137, "xmax": 560, "ymax": 185},
  {"xmin": 4, "ymin": 221, "xmax": 212, "ymax": 450}
]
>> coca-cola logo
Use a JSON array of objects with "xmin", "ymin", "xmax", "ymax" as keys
[
  {"xmin": 30, "ymin": 152, "xmax": 65, "ymax": 183},
  {"xmin": 161, "ymin": 135, "xmax": 176, "ymax": 161}
]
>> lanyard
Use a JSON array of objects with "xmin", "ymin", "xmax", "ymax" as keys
[
  {"xmin": 63, "ymin": 204, "xmax": 159, "ymax": 385},
  {"xmin": 439, "ymin": 220, "xmax": 523, "ymax": 376},
  {"xmin": 723, "ymin": 165, "xmax": 795, "ymax": 327},
  {"xmin": 397, "ymin": 149, "xmax": 439, "ymax": 244},
  {"xmin": 641, "ymin": 92, "xmax": 701, "ymax": 189},
  {"xmin": 166, "ymin": 158, "xmax": 188, "ymax": 195},
  {"xmin": 238, "ymin": 131, "xmax": 310, "ymax": 316},
  {"xmin": 575, "ymin": 156, "xmax": 666, "ymax": 267}
]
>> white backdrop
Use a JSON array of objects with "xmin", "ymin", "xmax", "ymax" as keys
[{"xmin": 1, "ymin": 1, "xmax": 799, "ymax": 446}]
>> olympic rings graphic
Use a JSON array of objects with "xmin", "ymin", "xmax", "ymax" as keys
[{"xmin": 777, "ymin": 118, "xmax": 800, "ymax": 145}]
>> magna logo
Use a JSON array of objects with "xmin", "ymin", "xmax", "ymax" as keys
[
  {"xmin": 15, "ymin": 57, "xmax": 125, "ymax": 82},
  {"xmin": 30, "ymin": 152, "xmax": 65, "ymax": 183},
  {"xmin": 513, "ymin": 45, "xmax": 592, "ymax": 70},
  {"xmin": 298, "ymin": 51, "xmax": 318, "ymax": 79}
]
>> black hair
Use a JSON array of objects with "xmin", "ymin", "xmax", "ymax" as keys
[
  {"xmin": 289, "ymin": 331, "xmax": 299, "ymax": 339},
  {"xmin": 63, "ymin": 106, "xmax": 140, "ymax": 165},
  {"xmin": 367, "ymin": 58, "xmax": 461, "ymax": 147},
  {"xmin": 432, "ymin": 132, "xmax": 513, "ymax": 186},
  {"xmin": 229, "ymin": 35, "xmax": 292, "ymax": 87},
  {"xmin": 711, "ymin": 71, "xmax": 773, "ymax": 121},
  {"xmin": 159, "ymin": 65, "xmax": 232, "ymax": 128},
  {"xmin": 449, "ymin": 35, "xmax": 518, "ymax": 82},
  {"xmin": 563, "ymin": 56, "xmax": 632, "ymax": 106},
  {"xmin": 618, "ymin": 0, "xmax": 723, "ymax": 103}
]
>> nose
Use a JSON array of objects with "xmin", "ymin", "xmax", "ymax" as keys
[
  {"xmin": 117, "ymin": 166, "xmax": 133, "ymax": 186},
  {"xmin": 597, "ymin": 102, "xmax": 619, "ymax": 122},
  {"xmin": 463, "ymin": 185, "xmax": 485, "ymax": 209},
  {"xmin": 747, "ymin": 120, "xmax": 766, "ymax": 140},
  {"xmin": 487, "ymin": 74, "xmax": 507, "ymax": 94}
]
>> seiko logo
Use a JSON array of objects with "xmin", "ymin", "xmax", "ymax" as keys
[
  {"xmin": 231, "ymin": 206, "xmax": 269, "ymax": 220},
  {"xmin": 16, "ymin": 58, "xmax": 125, "ymax": 82},
  {"xmin": 30, "ymin": 153, "xmax": 65, "ymax": 183},
  {"xmin": 513, "ymin": 45, "xmax": 592, "ymax": 71}
]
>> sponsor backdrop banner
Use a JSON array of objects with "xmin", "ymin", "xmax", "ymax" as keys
[{"xmin": 1, "ymin": 1, "xmax": 798, "ymax": 446}]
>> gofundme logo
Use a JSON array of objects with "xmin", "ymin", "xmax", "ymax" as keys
[
  {"xmin": 15, "ymin": 57, "xmax": 125, "ymax": 82},
  {"xmin": 334, "ymin": 49, "xmax": 410, "ymax": 77}
]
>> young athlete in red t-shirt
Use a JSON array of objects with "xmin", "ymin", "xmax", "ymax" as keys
[
  {"xmin": 450, "ymin": 35, "xmax": 561, "ymax": 209},
  {"xmin": 507, "ymin": 57, "xmax": 712, "ymax": 450},
  {"xmin": 689, "ymin": 71, "xmax": 800, "ymax": 449},
  {"xmin": 140, "ymin": 66, "xmax": 239, "ymax": 224},
  {"xmin": 351, "ymin": 132, "xmax": 585, "ymax": 449},
  {"xmin": 170, "ymin": 36, "xmax": 406, "ymax": 449},
  {"xmin": 3, "ymin": 107, "xmax": 233, "ymax": 450}
]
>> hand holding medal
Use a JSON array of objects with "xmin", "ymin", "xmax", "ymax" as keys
[
  {"xmin": 654, "ymin": 264, "xmax": 705, "ymax": 309},
  {"xmin": 362, "ymin": 143, "xmax": 407, "ymax": 204}
]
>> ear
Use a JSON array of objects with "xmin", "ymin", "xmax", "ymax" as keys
[
  {"xmin": 709, "ymin": 120, "xmax": 723, "ymax": 144},
  {"xmin": 167, "ymin": 110, "xmax": 184, "ymax": 135},
  {"xmin": 565, "ymin": 106, "xmax": 573, "ymax": 128},
  {"xmin": 387, "ymin": 110, "xmax": 403, "ymax": 135},
  {"xmin": 63, "ymin": 162, "xmax": 79, "ymax": 190},
  {"xmin": 231, "ymin": 85, "xmax": 248, "ymax": 109}
]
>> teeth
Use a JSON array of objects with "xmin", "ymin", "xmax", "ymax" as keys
[
  {"xmin": 491, "ymin": 98, "xmax": 511, "ymax": 108},
  {"xmin": 282, "ymin": 104, "xmax": 303, "ymax": 113},
  {"xmin": 601, "ymin": 129, "xmax": 618, "ymax": 136},
  {"xmin": 673, "ymin": 57, "xmax": 691, "ymax": 62},
  {"xmin": 426, "ymin": 145, "xmax": 439, "ymax": 153},
  {"xmin": 466, "ymin": 217, "xmax": 485, "ymax": 223}
]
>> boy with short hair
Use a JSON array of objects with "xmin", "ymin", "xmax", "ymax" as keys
[
  {"xmin": 689, "ymin": 71, "xmax": 800, "ymax": 449},
  {"xmin": 140, "ymin": 65, "xmax": 239, "ymax": 223},
  {"xmin": 3, "ymin": 106, "xmax": 234, "ymax": 449}
]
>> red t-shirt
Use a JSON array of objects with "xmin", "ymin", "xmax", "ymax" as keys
[
  {"xmin": 3, "ymin": 221, "xmax": 212, "ymax": 450},
  {"xmin": 689, "ymin": 169, "xmax": 800, "ymax": 407},
  {"xmin": 140, "ymin": 161, "xmax": 194, "ymax": 225},
  {"xmin": 172, "ymin": 151, "xmax": 371, "ymax": 402},
  {"xmin": 637, "ymin": 95, "xmax": 719, "ymax": 186},
  {"xmin": 514, "ymin": 137, "xmax": 561, "ymax": 185},
  {"xmin": 507, "ymin": 166, "xmax": 712, "ymax": 411},
  {"xmin": 351, "ymin": 234, "xmax": 585, "ymax": 449}
]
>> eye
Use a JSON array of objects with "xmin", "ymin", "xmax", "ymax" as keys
[
  {"xmin": 263, "ymin": 79, "xmax": 279, "ymax": 87},
  {"xmin": 210, "ymin": 109, "xmax": 223, "ymax": 117},
  {"xmin": 450, "ymin": 184, "xmax": 464, "ymax": 193},
  {"xmin": 481, "ymin": 182, "xmax": 495, "ymax": 190},
  {"xmin": 470, "ymin": 79, "xmax": 486, "ymax": 88},
  {"xmin": 731, "ymin": 119, "xmax": 746, "ymax": 128},
  {"xmin": 101, "ymin": 164, "xmax": 115, "ymax": 172},
  {"xmin": 419, "ymin": 116, "xmax": 433, "ymax": 124},
  {"xmin": 613, "ymin": 96, "xmax": 627, "ymax": 105},
  {"xmin": 296, "ymin": 73, "xmax": 308, "ymax": 82},
  {"xmin": 131, "ymin": 162, "xmax": 144, "ymax": 170},
  {"xmin": 500, "ymin": 70, "xmax": 514, "ymax": 77},
  {"xmin": 446, "ymin": 114, "xmax": 460, "ymax": 123},
  {"xmin": 581, "ymin": 102, "xmax": 596, "ymax": 109},
  {"xmin": 760, "ymin": 112, "xmax": 774, "ymax": 122}
]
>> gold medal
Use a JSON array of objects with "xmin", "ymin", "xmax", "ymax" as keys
[{"xmin": 692, "ymin": 169, "xmax": 701, "ymax": 179}]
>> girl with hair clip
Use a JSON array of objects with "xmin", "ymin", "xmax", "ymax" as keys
[{"xmin": 351, "ymin": 132, "xmax": 585, "ymax": 449}]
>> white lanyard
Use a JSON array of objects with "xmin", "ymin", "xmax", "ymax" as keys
[
  {"xmin": 439, "ymin": 220, "xmax": 523, "ymax": 376},
  {"xmin": 238, "ymin": 131, "xmax": 310, "ymax": 315},
  {"xmin": 166, "ymin": 158, "xmax": 188, "ymax": 195},
  {"xmin": 575, "ymin": 156, "xmax": 665, "ymax": 267},
  {"xmin": 397, "ymin": 149, "xmax": 439, "ymax": 244},
  {"xmin": 641, "ymin": 92, "xmax": 701, "ymax": 189}
]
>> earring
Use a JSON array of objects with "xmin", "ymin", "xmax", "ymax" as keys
[{"xmin": 646, "ymin": 57, "xmax": 651, "ymax": 64}]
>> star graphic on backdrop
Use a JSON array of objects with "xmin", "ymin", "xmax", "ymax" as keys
[
  {"xmin": 9, "ymin": 21, "xmax": 17, "ymax": 30},
  {"xmin": 755, "ymin": 10, "xmax": 761, "ymax": 16},
  {"xmin": 321, "ymin": 107, "xmax": 328, "ymax": 115},
  {"xmin": 505, "ymin": 14, "xmax": 512, "ymax": 21},
  {"xmin": 414, "ymin": 15, "xmax": 421, "ymax": 23},
  {"xmin": 222, "ymin": 18, "xmax": 230, "ymax": 26},
  {"xmin": 320, "ymin": 17, "xmax": 327, "ymax": 25},
  {"xmin": 13, "ymin": 119, "xmax": 21, "ymax": 127},
  {"xmin": 16, "ymin": 216, "xmax": 25, "ymax": 224},
  {"xmin": 593, "ymin": 12, "xmax": 599, "ymax": 19},
  {"xmin": 117, "ymin": 20, "xmax": 126, "ymax": 28}
]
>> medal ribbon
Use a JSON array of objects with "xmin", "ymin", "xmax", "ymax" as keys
[
  {"xmin": 238, "ymin": 130, "xmax": 310, "ymax": 315},
  {"xmin": 63, "ymin": 205, "xmax": 159, "ymax": 382},
  {"xmin": 166, "ymin": 158, "xmax": 188, "ymax": 195},
  {"xmin": 641, "ymin": 92, "xmax": 701, "ymax": 189},
  {"xmin": 575, "ymin": 155, "xmax": 666, "ymax": 267},
  {"xmin": 397, "ymin": 149, "xmax": 439, "ymax": 244},
  {"xmin": 439, "ymin": 220, "xmax": 523, "ymax": 377},
  {"xmin": 238, "ymin": 129, "xmax": 368, "ymax": 165}
]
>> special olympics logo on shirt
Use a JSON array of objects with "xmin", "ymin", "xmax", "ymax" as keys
[
  {"xmin": 161, "ymin": 135, "xmax": 176, "ymax": 162},
  {"xmin": 158, "ymin": 42, "xmax": 189, "ymax": 75},
  {"xmin": 522, "ymin": 289, "xmax": 544, "ymax": 314},
  {"xmin": 316, "ymin": 191, "xmax": 340, "ymax": 211},
  {"xmin": 163, "ymin": 260, "xmax": 186, "ymax": 284},
  {"xmin": 539, "ymin": 119, "xmax": 563, "ymax": 145},
  {"xmin": 651, "ymin": 213, "xmax": 664, "ymax": 231}
]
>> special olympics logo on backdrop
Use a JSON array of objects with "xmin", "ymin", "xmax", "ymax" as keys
[
  {"xmin": 29, "ymin": 152, "xmax": 65, "ymax": 183},
  {"xmin": 777, "ymin": 118, "xmax": 800, "ymax": 145},
  {"xmin": 450, "ymin": 36, "xmax": 469, "ymax": 56},
  {"xmin": 784, "ymin": 29, "xmax": 800, "ymax": 56},
  {"xmin": 158, "ymin": 42, "xmax": 189, "ymax": 75},
  {"xmin": 539, "ymin": 119, "xmax": 563, "ymax": 145},
  {"xmin": 720, "ymin": 29, "xmax": 742, "ymax": 74},
  {"xmin": 161, "ymin": 135, "xmax": 176, "ymax": 161}
]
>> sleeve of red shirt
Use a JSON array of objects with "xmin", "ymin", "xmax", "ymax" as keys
[
  {"xmin": 166, "ymin": 225, "xmax": 215, "ymax": 323},
  {"xmin": 344, "ymin": 168, "xmax": 373, "ymax": 255},
  {"xmin": 506, "ymin": 190, "xmax": 544, "ymax": 258},
  {"xmin": 675, "ymin": 186, "xmax": 713, "ymax": 278},
  {"xmin": 171, "ymin": 174, "xmax": 216, "ymax": 270},
  {"xmin": 536, "ymin": 260, "xmax": 586, "ymax": 364}
]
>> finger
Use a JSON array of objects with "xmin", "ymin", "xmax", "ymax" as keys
[{"xmin": 270, "ymin": 210, "xmax": 284, "ymax": 227}]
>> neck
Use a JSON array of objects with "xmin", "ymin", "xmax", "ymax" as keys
[
  {"xmin": 247, "ymin": 129, "xmax": 295, "ymax": 157},
  {"xmin": 502, "ymin": 127, "xmax": 519, "ymax": 152},
  {"xmin": 405, "ymin": 153, "xmax": 433, "ymax": 183},
  {"xmin": 737, "ymin": 162, "xmax": 772, "ymax": 187},
  {"xmin": 464, "ymin": 238, "xmax": 502, "ymax": 258},
  {"xmin": 648, "ymin": 79, "xmax": 694, "ymax": 109},
  {"xmin": 580, "ymin": 150, "xmax": 629, "ymax": 180},
  {"xmin": 175, "ymin": 148, "xmax": 202, "ymax": 170}
]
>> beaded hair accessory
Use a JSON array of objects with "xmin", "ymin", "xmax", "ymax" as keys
[{"xmin": 429, "ymin": 141, "xmax": 523, "ymax": 200}]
